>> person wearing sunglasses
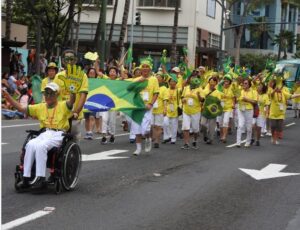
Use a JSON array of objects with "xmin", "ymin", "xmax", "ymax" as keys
[
  {"xmin": 2, "ymin": 82, "xmax": 76, "ymax": 190},
  {"xmin": 56, "ymin": 49, "xmax": 89, "ymax": 141}
]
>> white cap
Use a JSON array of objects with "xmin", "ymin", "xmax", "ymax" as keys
[
  {"xmin": 172, "ymin": 67, "xmax": 180, "ymax": 73},
  {"xmin": 198, "ymin": 66, "xmax": 205, "ymax": 70},
  {"xmin": 45, "ymin": 82, "xmax": 60, "ymax": 92}
]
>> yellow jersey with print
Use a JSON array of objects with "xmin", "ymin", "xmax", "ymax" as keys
[
  {"xmin": 269, "ymin": 87, "xmax": 291, "ymax": 119},
  {"xmin": 257, "ymin": 93, "xmax": 270, "ymax": 118},
  {"xmin": 176, "ymin": 75, "xmax": 183, "ymax": 89},
  {"xmin": 231, "ymin": 81, "xmax": 242, "ymax": 98},
  {"xmin": 182, "ymin": 86, "xmax": 202, "ymax": 115},
  {"xmin": 221, "ymin": 86, "xmax": 235, "ymax": 112},
  {"xmin": 27, "ymin": 101, "xmax": 73, "ymax": 131},
  {"xmin": 167, "ymin": 88, "xmax": 181, "ymax": 118},
  {"xmin": 292, "ymin": 84, "xmax": 300, "ymax": 103},
  {"xmin": 134, "ymin": 76, "xmax": 160, "ymax": 105},
  {"xmin": 238, "ymin": 89, "xmax": 257, "ymax": 111},
  {"xmin": 56, "ymin": 70, "xmax": 89, "ymax": 119},
  {"xmin": 41, "ymin": 77, "xmax": 66, "ymax": 101},
  {"xmin": 153, "ymin": 85, "xmax": 168, "ymax": 115}
]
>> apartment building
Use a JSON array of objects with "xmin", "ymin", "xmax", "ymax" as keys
[{"xmin": 76, "ymin": 0, "xmax": 224, "ymax": 69}]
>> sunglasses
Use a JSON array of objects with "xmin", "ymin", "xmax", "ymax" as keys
[
  {"xmin": 64, "ymin": 56, "xmax": 76, "ymax": 62},
  {"xmin": 44, "ymin": 91, "xmax": 57, "ymax": 97}
]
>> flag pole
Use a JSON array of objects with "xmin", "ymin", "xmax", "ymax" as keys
[{"xmin": 129, "ymin": 0, "xmax": 134, "ymax": 72}]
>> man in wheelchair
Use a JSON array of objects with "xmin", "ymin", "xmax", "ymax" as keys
[{"xmin": 2, "ymin": 82, "xmax": 76, "ymax": 191}]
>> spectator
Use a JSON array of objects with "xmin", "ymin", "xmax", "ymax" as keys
[{"xmin": 8, "ymin": 71, "xmax": 21, "ymax": 96}]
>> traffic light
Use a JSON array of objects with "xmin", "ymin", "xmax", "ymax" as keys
[{"xmin": 135, "ymin": 12, "xmax": 141, "ymax": 26}]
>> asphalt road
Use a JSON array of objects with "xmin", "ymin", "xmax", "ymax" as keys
[{"xmin": 2, "ymin": 113, "xmax": 300, "ymax": 230}]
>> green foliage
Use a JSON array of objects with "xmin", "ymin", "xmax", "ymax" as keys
[
  {"xmin": 240, "ymin": 53, "xmax": 277, "ymax": 74},
  {"xmin": 272, "ymin": 30, "xmax": 296, "ymax": 59}
]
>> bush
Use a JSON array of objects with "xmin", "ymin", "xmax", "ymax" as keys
[{"xmin": 240, "ymin": 53, "xmax": 277, "ymax": 75}]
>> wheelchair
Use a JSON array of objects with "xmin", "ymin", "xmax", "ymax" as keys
[{"xmin": 14, "ymin": 128, "xmax": 82, "ymax": 194}]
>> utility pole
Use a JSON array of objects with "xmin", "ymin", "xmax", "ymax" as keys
[
  {"xmin": 129, "ymin": 0, "xmax": 134, "ymax": 72},
  {"xmin": 217, "ymin": 0, "xmax": 225, "ymax": 70},
  {"xmin": 100, "ymin": 0, "xmax": 107, "ymax": 70}
]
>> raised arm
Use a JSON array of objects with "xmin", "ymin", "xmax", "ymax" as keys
[{"xmin": 2, "ymin": 89, "xmax": 27, "ymax": 113}]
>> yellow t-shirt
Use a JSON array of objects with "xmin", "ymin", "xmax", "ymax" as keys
[
  {"xmin": 221, "ymin": 86, "xmax": 235, "ymax": 112},
  {"xmin": 134, "ymin": 76, "xmax": 160, "ymax": 105},
  {"xmin": 269, "ymin": 87, "xmax": 291, "ymax": 119},
  {"xmin": 28, "ymin": 101, "xmax": 73, "ymax": 131},
  {"xmin": 167, "ymin": 88, "xmax": 181, "ymax": 118},
  {"xmin": 56, "ymin": 70, "xmax": 89, "ymax": 119},
  {"xmin": 257, "ymin": 93, "xmax": 270, "ymax": 118},
  {"xmin": 292, "ymin": 84, "xmax": 300, "ymax": 103},
  {"xmin": 201, "ymin": 87, "xmax": 224, "ymax": 100},
  {"xmin": 41, "ymin": 77, "xmax": 66, "ymax": 101},
  {"xmin": 238, "ymin": 89, "xmax": 258, "ymax": 110},
  {"xmin": 176, "ymin": 75, "xmax": 183, "ymax": 89},
  {"xmin": 153, "ymin": 86, "xmax": 168, "ymax": 115},
  {"xmin": 182, "ymin": 86, "xmax": 202, "ymax": 115}
]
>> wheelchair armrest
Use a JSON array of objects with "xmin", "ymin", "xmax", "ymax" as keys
[
  {"xmin": 62, "ymin": 133, "xmax": 73, "ymax": 139},
  {"xmin": 25, "ymin": 129, "xmax": 44, "ymax": 135}
]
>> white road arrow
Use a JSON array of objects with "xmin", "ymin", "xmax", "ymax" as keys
[
  {"xmin": 239, "ymin": 164, "xmax": 300, "ymax": 180},
  {"xmin": 82, "ymin": 149, "xmax": 129, "ymax": 161}
]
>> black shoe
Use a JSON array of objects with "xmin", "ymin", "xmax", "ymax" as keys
[
  {"xmin": 129, "ymin": 139, "xmax": 135, "ymax": 144},
  {"xmin": 171, "ymin": 142, "xmax": 176, "ymax": 144},
  {"xmin": 256, "ymin": 141, "xmax": 260, "ymax": 146},
  {"xmin": 31, "ymin": 177, "xmax": 47, "ymax": 190},
  {"xmin": 154, "ymin": 143, "xmax": 159, "ymax": 148},
  {"xmin": 206, "ymin": 140, "xmax": 212, "ymax": 145},
  {"xmin": 250, "ymin": 139, "xmax": 255, "ymax": 145},
  {"xmin": 16, "ymin": 177, "xmax": 31, "ymax": 190},
  {"xmin": 162, "ymin": 138, "xmax": 171, "ymax": 144},
  {"xmin": 181, "ymin": 144, "xmax": 190, "ymax": 150},
  {"xmin": 109, "ymin": 136, "xmax": 115, "ymax": 144},
  {"xmin": 47, "ymin": 174, "xmax": 55, "ymax": 184},
  {"xmin": 216, "ymin": 130, "xmax": 221, "ymax": 137},
  {"xmin": 203, "ymin": 136, "xmax": 208, "ymax": 142},
  {"xmin": 192, "ymin": 141, "xmax": 198, "ymax": 149},
  {"xmin": 101, "ymin": 136, "xmax": 107, "ymax": 144}
]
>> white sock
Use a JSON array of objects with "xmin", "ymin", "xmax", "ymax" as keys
[{"xmin": 136, "ymin": 143, "xmax": 142, "ymax": 151}]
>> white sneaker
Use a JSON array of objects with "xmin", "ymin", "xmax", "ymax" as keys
[
  {"xmin": 244, "ymin": 143, "xmax": 250, "ymax": 148},
  {"xmin": 145, "ymin": 138, "xmax": 152, "ymax": 152},
  {"xmin": 133, "ymin": 149, "xmax": 141, "ymax": 156},
  {"xmin": 266, "ymin": 132, "xmax": 272, "ymax": 136}
]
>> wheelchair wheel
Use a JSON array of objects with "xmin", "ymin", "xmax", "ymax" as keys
[{"xmin": 60, "ymin": 141, "xmax": 81, "ymax": 191}]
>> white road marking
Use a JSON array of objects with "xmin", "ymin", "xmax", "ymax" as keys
[
  {"xmin": 239, "ymin": 164, "xmax": 300, "ymax": 180},
  {"xmin": 2, "ymin": 142, "xmax": 8, "ymax": 145},
  {"xmin": 285, "ymin": 122, "xmax": 296, "ymax": 127},
  {"xmin": 82, "ymin": 149, "xmax": 129, "ymax": 161},
  {"xmin": 2, "ymin": 123, "xmax": 39, "ymax": 128},
  {"xmin": 226, "ymin": 139, "xmax": 246, "ymax": 148},
  {"xmin": 94, "ymin": 133, "xmax": 129, "ymax": 140},
  {"xmin": 2, "ymin": 207, "xmax": 55, "ymax": 230}
]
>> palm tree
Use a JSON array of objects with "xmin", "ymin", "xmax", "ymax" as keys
[
  {"xmin": 170, "ymin": 0, "xmax": 180, "ymax": 67},
  {"xmin": 5, "ymin": 0, "xmax": 13, "ymax": 40},
  {"xmin": 248, "ymin": 16, "xmax": 271, "ymax": 49},
  {"xmin": 108, "ymin": 0, "xmax": 118, "ymax": 58},
  {"xmin": 272, "ymin": 30, "xmax": 296, "ymax": 60},
  {"xmin": 119, "ymin": 0, "xmax": 130, "ymax": 59}
]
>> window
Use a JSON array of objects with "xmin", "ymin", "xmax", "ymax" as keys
[
  {"xmin": 138, "ymin": 0, "xmax": 180, "ymax": 8},
  {"xmin": 208, "ymin": 33, "xmax": 220, "ymax": 48},
  {"xmin": 265, "ymin": 5, "xmax": 269, "ymax": 17},
  {"xmin": 82, "ymin": 0, "xmax": 113, "ymax": 6},
  {"xmin": 207, "ymin": 0, "xmax": 216, "ymax": 18}
]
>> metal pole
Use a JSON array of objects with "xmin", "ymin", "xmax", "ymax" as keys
[
  {"xmin": 217, "ymin": 0, "xmax": 224, "ymax": 70},
  {"xmin": 100, "ymin": 0, "xmax": 107, "ymax": 70},
  {"xmin": 129, "ymin": 0, "xmax": 134, "ymax": 72}
]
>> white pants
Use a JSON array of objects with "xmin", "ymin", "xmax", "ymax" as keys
[
  {"xmin": 200, "ymin": 116, "xmax": 217, "ymax": 141},
  {"xmin": 236, "ymin": 109, "xmax": 253, "ymax": 145},
  {"xmin": 253, "ymin": 115, "xmax": 266, "ymax": 128},
  {"xmin": 163, "ymin": 116, "xmax": 178, "ymax": 142},
  {"xmin": 24, "ymin": 130, "xmax": 64, "ymax": 177},
  {"xmin": 102, "ymin": 111, "xmax": 116, "ymax": 135},
  {"xmin": 219, "ymin": 111, "xmax": 233, "ymax": 128},
  {"xmin": 131, "ymin": 109, "xmax": 152, "ymax": 136},
  {"xmin": 182, "ymin": 112, "xmax": 201, "ymax": 133},
  {"xmin": 151, "ymin": 114, "xmax": 164, "ymax": 126}
]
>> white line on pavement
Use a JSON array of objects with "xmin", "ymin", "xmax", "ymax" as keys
[
  {"xmin": 2, "ymin": 123, "xmax": 39, "ymax": 128},
  {"xmin": 226, "ymin": 139, "xmax": 246, "ymax": 148},
  {"xmin": 1, "ymin": 142, "xmax": 8, "ymax": 145},
  {"xmin": 2, "ymin": 207, "xmax": 55, "ymax": 230},
  {"xmin": 94, "ymin": 133, "xmax": 129, "ymax": 140},
  {"xmin": 285, "ymin": 122, "xmax": 296, "ymax": 127}
]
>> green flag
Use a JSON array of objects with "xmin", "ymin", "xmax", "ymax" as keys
[
  {"xmin": 178, "ymin": 62, "xmax": 191, "ymax": 80},
  {"xmin": 202, "ymin": 95, "xmax": 223, "ymax": 119},
  {"xmin": 84, "ymin": 79, "xmax": 147, "ymax": 124},
  {"xmin": 125, "ymin": 46, "xmax": 133, "ymax": 66}
]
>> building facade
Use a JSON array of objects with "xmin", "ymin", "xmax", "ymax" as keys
[
  {"xmin": 225, "ymin": 0, "xmax": 299, "ymax": 58},
  {"xmin": 76, "ymin": 0, "xmax": 224, "ymax": 69}
]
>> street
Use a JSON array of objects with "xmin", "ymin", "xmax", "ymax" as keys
[{"xmin": 2, "ymin": 113, "xmax": 300, "ymax": 230}]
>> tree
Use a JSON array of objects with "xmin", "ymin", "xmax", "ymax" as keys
[
  {"xmin": 170, "ymin": 0, "xmax": 180, "ymax": 67},
  {"xmin": 5, "ymin": 0, "xmax": 13, "ymax": 40},
  {"xmin": 119, "ymin": 0, "xmax": 130, "ymax": 59},
  {"xmin": 224, "ymin": 0, "xmax": 273, "ymax": 65},
  {"xmin": 240, "ymin": 53, "xmax": 277, "ymax": 74},
  {"xmin": 248, "ymin": 16, "xmax": 271, "ymax": 49},
  {"xmin": 272, "ymin": 30, "xmax": 296, "ymax": 60}
]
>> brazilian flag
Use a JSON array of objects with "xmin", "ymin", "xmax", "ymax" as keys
[
  {"xmin": 202, "ymin": 95, "xmax": 223, "ymax": 119},
  {"xmin": 84, "ymin": 79, "xmax": 147, "ymax": 124}
]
